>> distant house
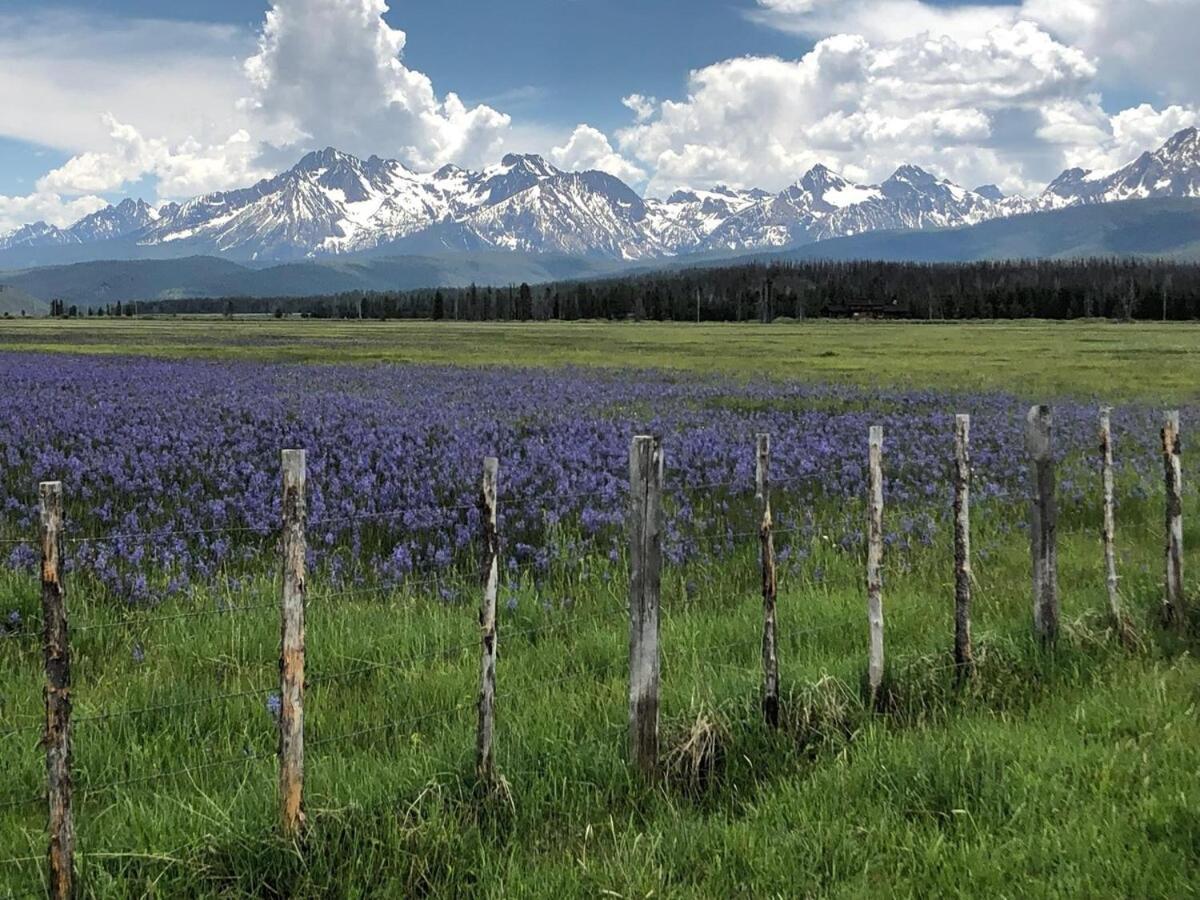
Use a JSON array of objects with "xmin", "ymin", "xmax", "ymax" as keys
[{"xmin": 822, "ymin": 297, "xmax": 910, "ymax": 319}]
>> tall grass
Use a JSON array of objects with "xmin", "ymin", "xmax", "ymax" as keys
[{"xmin": 1, "ymin": 493, "xmax": 1196, "ymax": 897}]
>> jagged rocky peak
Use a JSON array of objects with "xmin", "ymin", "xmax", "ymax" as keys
[
  {"xmin": 0, "ymin": 221, "xmax": 69, "ymax": 249},
  {"xmin": 886, "ymin": 164, "xmax": 939, "ymax": 188},
  {"xmin": 1046, "ymin": 167, "xmax": 1091, "ymax": 196},
  {"xmin": 293, "ymin": 146, "xmax": 361, "ymax": 172},
  {"xmin": 1040, "ymin": 127, "xmax": 1200, "ymax": 204},
  {"xmin": 6, "ymin": 127, "xmax": 1200, "ymax": 264},
  {"xmin": 74, "ymin": 197, "xmax": 159, "ymax": 234},
  {"xmin": 797, "ymin": 163, "xmax": 847, "ymax": 193},
  {"xmin": 663, "ymin": 184, "xmax": 759, "ymax": 207},
  {"xmin": 1160, "ymin": 126, "xmax": 1199, "ymax": 156},
  {"xmin": 498, "ymin": 153, "xmax": 560, "ymax": 178}
]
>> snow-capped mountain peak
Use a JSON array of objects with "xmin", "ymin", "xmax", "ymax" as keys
[
  {"xmin": 4, "ymin": 128, "xmax": 1199, "ymax": 263},
  {"xmin": 1041, "ymin": 127, "xmax": 1200, "ymax": 205},
  {"xmin": 1160, "ymin": 126, "xmax": 1198, "ymax": 158}
]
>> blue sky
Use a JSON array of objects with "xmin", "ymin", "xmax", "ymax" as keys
[
  {"xmin": 0, "ymin": 0, "xmax": 804, "ymax": 194},
  {"xmin": 1, "ymin": 0, "xmax": 1197, "ymax": 232},
  {"xmin": 22, "ymin": 1, "xmax": 803, "ymax": 131}
]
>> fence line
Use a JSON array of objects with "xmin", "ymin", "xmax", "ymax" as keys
[
  {"xmin": 0, "ymin": 604, "xmax": 735, "ymax": 744},
  {"xmin": 0, "ymin": 408, "xmax": 1189, "ymax": 896},
  {"xmin": 7, "ymin": 471, "xmax": 830, "ymax": 552}
]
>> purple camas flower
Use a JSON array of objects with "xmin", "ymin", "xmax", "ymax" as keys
[
  {"xmin": 266, "ymin": 692, "xmax": 282, "ymax": 720},
  {"xmin": 131, "ymin": 642, "xmax": 145, "ymax": 664},
  {"xmin": 0, "ymin": 352, "xmax": 1185, "ymax": 597}
]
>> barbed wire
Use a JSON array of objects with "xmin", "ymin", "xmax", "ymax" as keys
[
  {"xmin": 307, "ymin": 697, "xmax": 476, "ymax": 752},
  {"xmin": 1, "ymin": 470, "xmax": 837, "ymax": 551},
  {"xmin": 0, "ymin": 792, "xmax": 42, "ymax": 813},
  {"xmin": 0, "ymin": 604, "xmax": 627, "ymax": 739},
  {"xmin": 2, "ymin": 608, "xmax": 835, "ymax": 744},
  {"xmin": 65, "ymin": 521, "xmax": 277, "ymax": 547},
  {"xmin": 0, "ymin": 553, "xmax": 631, "ymax": 646},
  {"xmin": 75, "ymin": 746, "xmax": 276, "ymax": 799},
  {"xmin": 310, "ymin": 605, "xmax": 626, "ymax": 689}
]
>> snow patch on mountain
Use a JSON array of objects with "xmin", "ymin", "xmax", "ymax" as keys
[{"xmin": 4, "ymin": 128, "xmax": 1200, "ymax": 262}]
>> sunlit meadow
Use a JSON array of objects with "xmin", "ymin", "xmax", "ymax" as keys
[{"xmin": 0, "ymin": 325, "xmax": 1198, "ymax": 897}]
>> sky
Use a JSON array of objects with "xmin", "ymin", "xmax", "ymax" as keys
[{"xmin": 1, "ymin": 0, "xmax": 1197, "ymax": 233}]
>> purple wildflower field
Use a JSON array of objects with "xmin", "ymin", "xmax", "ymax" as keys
[{"xmin": 0, "ymin": 352, "xmax": 1181, "ymax": 603}]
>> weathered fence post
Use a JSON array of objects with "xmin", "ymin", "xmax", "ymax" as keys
[
  {"xmin": 953, "ymin": 415, "xmax": 973, "ymax": 680},
  {"xmin": 1026, "ymin": 406, "xmax": 1059, "ymax": 643},
  {"xmin": 756, "ymin": 434, "xmax": 779, "ymax": 727},
  {"xmin": 1162, "ymin": 411, "xmax": 1185, "ymax": 628},
  {"xmin": 866, "ymin": 426, "xmax": 885, "ymax": 705},
  {"xmin": 476, "ymin": 457, "xmax": 500, "ymax": 782},
  {"xmin": 1099, "ymin": 408, "xmax": 1122, "ymax": 623},
  {"xmin": 279, "ymin": 449, "xmax": 306, "ymax": 839},
  {"xmin": 629, "ymin": 435, "xmax": 663, "ymax": 778},
  {"xmin": 40, "ymin": 481, "xmax": 74, "ymax": 900}
]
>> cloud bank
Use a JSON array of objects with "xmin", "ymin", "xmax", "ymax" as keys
[
  {"xmin": 1, "ymin": 0, "xmax": 1199, "ymax": 234},
  {"xmin": 605, "ymin": 0, "xmax": 1200, "ymax": 195}
]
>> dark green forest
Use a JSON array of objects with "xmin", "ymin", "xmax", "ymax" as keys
[{"xmin": 97, "ymin": 258, "xmax": 1200, "ymax": 321}]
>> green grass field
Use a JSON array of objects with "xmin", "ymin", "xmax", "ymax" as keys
[
  {"xmin": 2, "ymin": 316, "xmax": 1200, "ymax": 400},
  {"xmin": 1, "ymin": 319, "xmax": 1198, "ymax": 898}
]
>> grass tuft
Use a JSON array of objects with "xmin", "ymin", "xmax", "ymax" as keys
[{"xmin": 662, "ymin": 704, "xmax": 730, "ymax": 797}]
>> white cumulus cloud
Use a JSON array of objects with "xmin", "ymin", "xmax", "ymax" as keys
[
  {"xmin": 621, "ymin": 94, "xmax": 659, "ymax": 123},
  {"xmin": 1044, "ymin": 101, "xmax": 1200, "ymax": 174},
  {"xmin": 242, "ymin": 0, "xmax": 511, "ymax": 170},
  {"xmin": 36, "ymin": 116, "xmax": 268, "ymax": 200},
  {"xmin": 550, "ymin": 125, "xmax": 645, "ymax": 183},
  {"xmin": 0, "ymin": 192, "xmax": 109, "ymax": 233},
  {"xmin": 0, "ymin": 0, "xmax": 521, "ymax": 234},
  {"xmin": 617, "ymin": 23, "xmax": 1101, "ymax": 195},
  {"xmin": 753, "ymin": 0, "xmax": 1200, "ymax": 100}
]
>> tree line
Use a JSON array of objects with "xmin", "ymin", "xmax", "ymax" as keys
[
  {"xmin": 134, "ymin": 258, "xmax": 1200, "ymax": 322},
  {"xmin": 49, "ymin": 300, "xmax": 139, "ymax": 318}
]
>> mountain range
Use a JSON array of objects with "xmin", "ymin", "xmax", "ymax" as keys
[{"xmin": 3, "ymin": 128, "xmax": 1199, "ymax": 270}]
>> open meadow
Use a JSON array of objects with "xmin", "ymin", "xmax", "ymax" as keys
[{"xmin": 0, "ymin": 318, "xmax": 1198, "ymax": 898}]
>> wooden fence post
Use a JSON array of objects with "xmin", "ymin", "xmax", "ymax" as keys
[
  {"xmin": 629, "ymin": 435, "xmax": 663, "ymax": 778},
  {"xmin": 953, "ymin": 415, "xmax": 973, "ymax": 680},
  {"xmin": 866, "ymin": 426, "xmax": 885, "ymax": 704},
  {"xmin": 279, "ymin": 449, "xmax": 306, "ymax": 839},
  {"xmin": 1162, "ymin": 411, "xmax": 1185, "ymax": 628},
  {"xmin": 1099, "ymin": 408, "xmax": 1122, "ymax": 623},
  {"xmin": 40, "ymin": 481, "xmax": 74, "ymax": 900},
  {"xmin": 1026, "ymin": 406, "xmax": 1059, "ymax": 643},
  {"xmin": 756, "ymin": 434, "xmax": 779, "ymax": 727},
  {"xmin": 476, "ymin": 457, "xmax": 500, "ymax": 782}
]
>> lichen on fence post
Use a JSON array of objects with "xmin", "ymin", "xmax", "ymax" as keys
[
  {"xmin": 1026, "ymin": 406, "xmax": 1059, "ymax": 644},
  {"xmin": 756, "ymin": 434, "xmax": 779, "ymax": 727},
  {"xmin": 1098, "ymin": 409, "xmax": 1123, "ymax": 618},
  {"xmin": 953, "ymin": 414, "xmax": 973, "ymax": 681},
  {"xmin": 866, "ymin": 426, "xmax": 885, "ymax": 705},
  {"xmin": 40, "ymin": 480, "xmax": 75, "ymax": 900},
  {"xmin": 1162, "ymin": 411, "xmax": 1185, "ymax": 628},
  {"xmin": 279, "ymin": 449, "xmax": 307, "ymax": 839},
  {"xmin": 628, "ymin": 435, "xmax": 663, "ymax": 778},
  {"xmin": 476, "ymin": 456, "xmax": 500, "ymax": 782}
]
